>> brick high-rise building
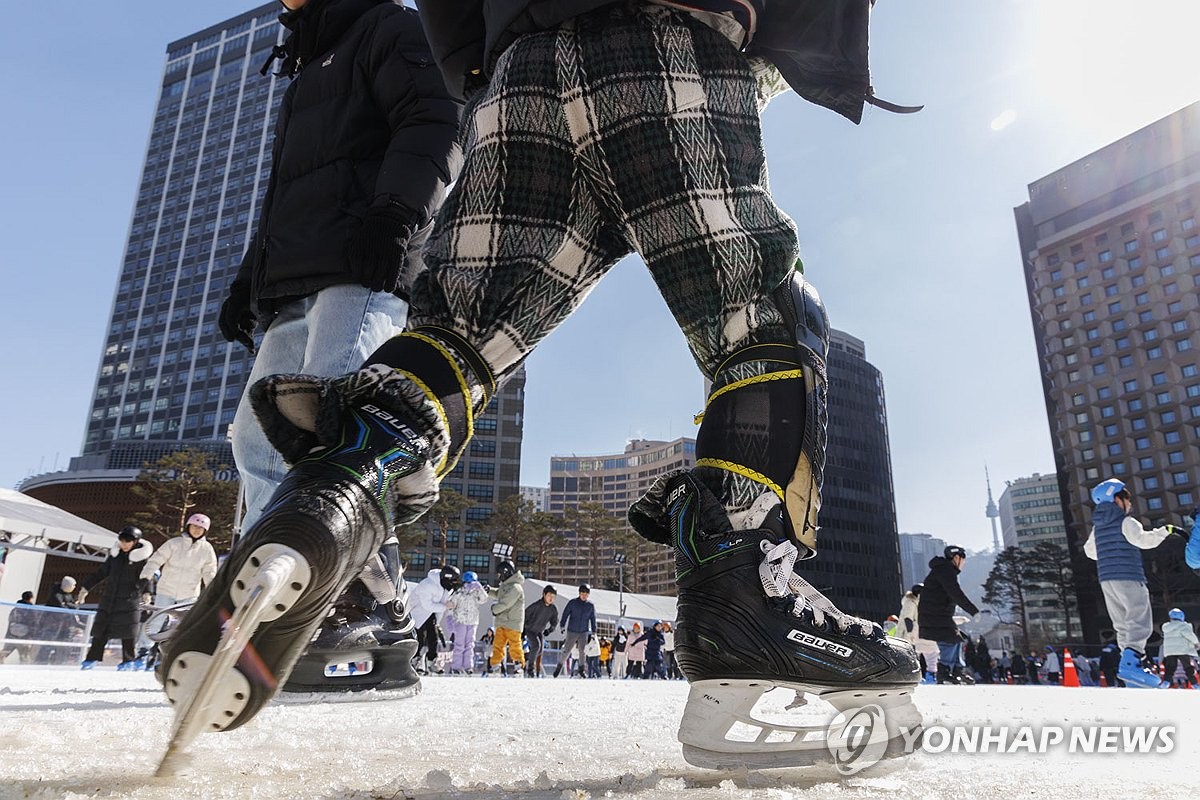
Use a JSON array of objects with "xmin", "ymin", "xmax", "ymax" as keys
[{"xmin": 1014, "ymin": 101, "xmax": 1200, "ymax": 642}]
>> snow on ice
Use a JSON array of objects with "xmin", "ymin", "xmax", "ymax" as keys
[{"xmin": 0, "ymin": 666, "xmax": 1195, "ymax": 799}]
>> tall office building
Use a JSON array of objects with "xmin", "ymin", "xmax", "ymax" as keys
[
  {"xmin": 1014, "ymin": 101, "xmax": 1200, "ymax": 642},
  {"xmin": 805, "ymin": 330, "xmax": 904, "ymax": 622},
  {"xmin": 547, "ymin": 438, "xmax": 694, "ymax": 595},
  {"xmin": 24, "ymin": 5, "xmax": 525, "ymax": 572},
  {"xmin": 998, "ymin": 473, "xmax": 1079, "ymax": 640}
]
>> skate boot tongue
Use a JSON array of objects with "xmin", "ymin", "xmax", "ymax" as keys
[{"xmin": 758, "ymin": 538, "xmax": 882, "ymax": 640}]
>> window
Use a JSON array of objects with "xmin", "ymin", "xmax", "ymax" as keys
[
  {"xmin": 1103, "ymin": 424, "xmax": 1118, "ymax": 436},
  {"xmin": 1098, "ymin": 250, "xmax": 1112, "ymax": 261},
  {"xmin": 1165, "ymin": 430, "xmax": 1182, "ymax": 444},
  {"xmin": 1100, "ymin": 405, "xmax": 1115, "ymax": 418},
  {"xmin": 1072, "ymin": 393, "xmax": 1085, "ymax": 406},
  {"xmin": 1135, "ymin": 292, "xmax": 1149, "ymax": 305},
  {"xmin": 1081, "ymin": 448, "xmax": 1095, "ymax": 460},
  {"xmin": 1112, "ymin": 318, "xmax": 1125, "ymax": 331},
  {"xmin": 1102, "ymin": 266, "xmax": 1116, "ymax": 280},
  {"xmin": 1116, "ymin": 336, "xmax": 1130, "ymax": 349},
  {"xmin": 1172, "ymin": 472, "xmax": 1190, "ymax": 486},
  {"xmin": 1183, "ymin": 365, "xmax": 1198, "ymax": 378},
  {"xmin": 1138, "ymin": 310, "xmax": 1154, "ymax": 323},
  {"xmin": 1131, "ymin": 417, "xmax": 1147, "ymax": 431},
  {"xmin": 1165, "ymin": 282, "xmax": 1179, "ymax": 295},
  {"xmin": 1110, "ymin": 462, "xmax": 1127, "ymax": 476},
  {"xmin": 1128, "ymin": 398, "xmax": 1143, "ymax": 411},
  {"xmin": 1152, "ymin": 228, "xmax": 1168, "ymax": 242},
  {"xmin": 1169, "ymin": 451, "xmax": 1185, "ymax": 465},
  {"xmin": 1068, "ymin": 370, "xmax": 1080, "ymax": 382},
  {"xmin": 1123, "ymin": 379, "xmax": 1139, "ymax": 392},
  {"xmin": 1107, "ymin": 443, "xmax": 1123, "ymax": 456},
  {"xmin": 1156, "ymin": 246, "xmax": 1171, "ymax": 260},
  {"xmin": 1098, "ymin": 387, "xmax": 1113, "ymax": 399},
  {"xmin": 1138, "ymin": 457, "xmax": 1155, "ymax": 470},
  {"xmin": 1074, "ymin": 260, "xmax": 1088, "ymax": 272},
  {"xmin": 1143, "ymin": 476, "xmax": 1160, "ymax": 490},
  {"xmin": 1084, "ymin": 310, "xmax": 1097, "ymax": 322},
  {"xmin": 1162, "ymin": 264, "xmax": 1176, "ymax": 277},
  {"xmin": 1051, "ymin": 269, "xmax": 1063, "ymax": 281},
  {"xmin": 1056, "ymin": 302, "xmax": 1068, "ymax": 314},
  {"xmin": 1184, "ymin": 217, "xmax": 1196, "ymax": 231},
  {"xmin": 1108, "ymin": 301, "xmax": 1122, "ymax": 314},
  {"xmin": 1053, "ymin": 286, "xmax": 1066, "ymax": 297},
  {"xmin": 1092, "ymin": 363, "xmax": 1107, "ymax": 375},
  {"xmin": 1074, "ymin": 412, "xmax": 1089, "ymax": 424},
  {"xmin": 1131, "ymin": 274, "xmax": 1145, "ymax": 288},
  {"xmin": 1155, "ymin": 391, "xmax": 1172, "ymax": 405},
  {"xmin": 1178, "ymin": 339, "xmax": 1193, "ymax": 352},
  {"xmin": 1169, "ymin": 301, "xmax": 1184, "ymax": 314},
  {"xmin": 1086, "ymin": 328, "xmax": 1100, "ymax": 340},
  {"xmin": 1079, "ymin": 430, "xmax": 1093, "ymax": 443},
  {"xmin": 1177, "ymin": 492, "xmax": 1194, "ymax": 506},
  {"xmin": 1147, "ymin": 346, "xmax": 1163, "ymax": 359},
  {"xmin": 1128, "ymin": 256, "xmax": 1142, "ymax": 270},
  {"xmin": 1118, "ymin": 355, "xmax": 1133, "ymax": 368},
  {"xmin": 1173, "ymin": 320, "xmax": 1189, "ymax": 334},
  {"xmin": 1075, "ymin": 276, "xmax": 1088, "ymax": 288},
  {"xmin": 1152, "ymin": 372, "xmax": 1168, "ymax": 386},
  {"xmin": 1105, "ymin": 284, "xmax": 1120, "ymax": 297},
  {"xmin": 1134, "ymin": 437, "xmax": 1150, "ymax": 450},
  {"xmin": 1081, "ymin": 293, "xmax": 1093, "ymax": 305},
  {"xmin": 1089, "ymin": 345, "xmax": 1103, "ymax": 358}
]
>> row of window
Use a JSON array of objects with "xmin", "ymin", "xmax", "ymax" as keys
[{"xmin": 1043, "ymin": 206, "xmax": 1194, "ymax": 268}]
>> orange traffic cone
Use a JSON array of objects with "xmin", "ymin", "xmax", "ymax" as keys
[
  {"xmin": 1062, "ymin": 649, "xmax": 1080, "ymax": 687},
  {"xmin": 1099, "ymin": 671, "xmax": 1107, "ymax": 687}
]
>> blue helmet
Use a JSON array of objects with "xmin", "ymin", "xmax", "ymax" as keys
[
  {"xmin": 1091, "ymin": 478, "xmax": 1126, "ymax": 505},
  {"xmin": 463, "ymin": 571, "xmax": 478, "ymax": 584},
  {"xmin": 1169, "ymin": 607, "xmax": 1186, "ymax": 621}
]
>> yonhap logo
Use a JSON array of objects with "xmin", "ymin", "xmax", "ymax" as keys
[{"xmin": 826, "ymin": 704, "xmax": 890, "ymax": 775}]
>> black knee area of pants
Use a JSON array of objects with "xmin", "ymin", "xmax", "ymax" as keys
[
  {"xmin": 364, "ymin": 329, "xmax": 493, "ymax": 473},
  {"xmin": 695, "ymin": 359, "xmax": 805, "ymax": 496}
]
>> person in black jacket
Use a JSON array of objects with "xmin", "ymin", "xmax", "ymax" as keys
[
  {"xmin": 224, "ymin": 0, "xmax": 461, "ymax": 534},
  {"xmin": 80, "ymin": 526, "xmax": 154, "ymax": 669},
  {"xmin": 918, "ymin": 545, "xmax": 980, "ymax": 685},
  {"xmin": 522, "ymin": 584, "xmax": 559, "ymax": 677}
]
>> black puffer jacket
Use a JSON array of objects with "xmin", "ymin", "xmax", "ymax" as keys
[
  {"xmin": 235, "ymin": 0, "xmax": 462, "ymax": 317},
  {"xmin": 417, "ymin": 0, "xmax": 886, "ymax": 123},
  {"xmin": 917, "ymin": 556, "xmax": 980, "ymax": 643},
  {"xmin": 83, "ymin": 541, "xmax": 153, "ymax": 641}
]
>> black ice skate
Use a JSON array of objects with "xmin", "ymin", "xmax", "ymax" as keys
[
  {"xmin": 155, "ymin": 401, "xmax": 432, "ymax": 775},
  {"xmin": 631, "ymin": 472, "xmax": 921, "ymax": 770},
  {"xmin": 280, "ymin": 541, "xmax": 420, "ymax": 699}
]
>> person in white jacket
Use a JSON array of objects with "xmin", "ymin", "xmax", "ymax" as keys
[
  {"xmin": 1160, "ymin": 608, "xmax": 1199, "ymax": 688},
  {"xmin": 443, "ymin": 571, "xmax": 489, "ymax": 674},
  {"xmin": 137, "ymin": 513, "xmax": 218, "ymax": 658},
  {"xmin": 407, "ymin": 565, "xmax": 461, "ymax": 674}
]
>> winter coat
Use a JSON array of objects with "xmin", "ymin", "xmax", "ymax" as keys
[
  {"xmin": 1162, "ymin": 620, "xmax": 1200, "ymax": 657},
  {"xmin": 663, "ymin": 630, "xmax": 675, "ymax": 652},
  {"xmin": 899, "ymin": 591, "xmax": 921, "ymax": 641},
  {"xmin": 917, "ymin": 556, "xmax": 979, "ymax": 643},
  {"xmin": 44, "ymin": 590, "xmax": 86, "ymax": 643},
  {"xmin": 445, "ymin": 580, "xmax": 489, "ymax": 626},
  {"xmin": 416, "ymin": 0, "xmax": 886, "ymax": 123},
  {"xmin": 584, "ymin": 636, "xmax": 601, "ymax": 658},
  {"xmin": 1084, "ymin": 502, "xmax": 1172, "ymax": 584},
  {"xmin": 83, "ymin": 540, "xmax": 154, "ymax": 640},
  {"xmin": 407, "ymin": 569, "xmax": 455, "ymax": 629},
  {"xmin": 626, "ymin": 627, "xmax": 648, "ymax": 661},
  {"xmin": 488, "ymin": 571, "xmax": 526, "ymax": 631},
  {"xmin": 4, "ymin": 600, "xmax": 36, "ymax": 640},
  {"xmin": 523, "ymin": 598, "xmax": 560, "ymax": 635},
  {"xmin": 1043, "ymin": 651, "xmax": 1060, "ymax": 673},
  {"xmin": 634, "ymin": 628, "xmax": 665, "ymax": 661},
  {"xmin": 560, "ymin": 597, "xmax": 596, "ymax": 634},
  {"xmin": 612, "ymin": 630, "xmax": 628, "ymax": 652},
  {"xmin": 234, "ymin": 0, "xmax": 462, "ymax": 316},
  {"xmin": 140, "ymin": 533, "xmax": 217, "ymax": 601}
]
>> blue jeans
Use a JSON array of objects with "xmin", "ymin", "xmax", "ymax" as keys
[
  {"xmin": 937, "ymin": 640, "xmax": 964, "ymax": 668},
  {"xmin": 231, "ymin": 285, "xmax": 407, "ymax": 531}
]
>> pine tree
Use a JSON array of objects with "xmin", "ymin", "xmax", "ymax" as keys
[{"xmin": 130, "ymin": 449, "xmax": 239, "ymax": 551}]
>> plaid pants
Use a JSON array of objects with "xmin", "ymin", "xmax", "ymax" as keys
[{"xmin": 409, "ymin": 3, "xmax": 798, "ymax": 385}]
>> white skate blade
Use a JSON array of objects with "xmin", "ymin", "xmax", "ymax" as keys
[
  {"xmin": 272, "ymin": 681, "xmax": 422, "ymax": 706},
  {"xmin": 678, "ymin": 679, "xmax": 921, "ymax": 771},
  {"xmin": 143, "ymin": 602, "xmax": 195, "ymax": 643},
  {"xmin": 156, "ymin": 546, "xmax": 311, "ymax": 777}
]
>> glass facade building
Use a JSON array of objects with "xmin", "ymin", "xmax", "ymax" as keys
[{"xmin": 1014, "ymin": 101, "xmax": 1200, "ymax": 642}]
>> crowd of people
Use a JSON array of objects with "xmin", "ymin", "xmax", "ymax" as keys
[{"xmin": 405, "ymin": 565, "xmax": 684, "ymax": 679}]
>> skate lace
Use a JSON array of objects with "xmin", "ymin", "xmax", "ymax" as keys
[{"xmin": 758, "ymin": 540, "xmax": 881, "ymax": 639}]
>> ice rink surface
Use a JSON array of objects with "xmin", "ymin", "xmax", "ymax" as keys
[{"xmin": 0, "ymin": 666, "xmax": 1195, "ymax": 799}]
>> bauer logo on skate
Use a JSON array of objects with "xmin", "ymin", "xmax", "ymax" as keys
[{"xmin": 785, "ymin": 628, "xmax": 854, "ymax": 659}]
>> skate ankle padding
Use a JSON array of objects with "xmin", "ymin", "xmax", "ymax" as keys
[{"xmin": 365, "ymin": 328, "xmax": 494, "ymax": 475}]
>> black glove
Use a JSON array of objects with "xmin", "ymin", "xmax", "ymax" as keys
[
  {"xmin": 218, "ymin": 281, "xmax": 256, "ymax": 353},
  {"xmin": 904, "ymin": 619, "xmax": 914, "ymax": 633},
  {"xmin": 543, "ymin": 627, "xmax": 553, "ymax": 637},
  {"xmin": 346, "ymin": 200, "xmax": 414, "ymax": 293},
  {"xmin": 137, "ymin": 578, "xmax": 152, "ymax": 596}
]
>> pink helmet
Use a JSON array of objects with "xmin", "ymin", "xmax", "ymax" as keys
[{"xmin": 186, "ymin": 513, "xmax": 211, "ymax": 531}]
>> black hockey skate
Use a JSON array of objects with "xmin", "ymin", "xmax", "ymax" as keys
[
  {"xmin": 280, "ymin": 542, "xmax": 420, "ymax": 699},
  {"xmin": 155, "ymin": 402, "xmax": 432, "ymax": 775},
  {"xmin": 631, "ymin": 472, "xmax": 921, "ymax": 770}
]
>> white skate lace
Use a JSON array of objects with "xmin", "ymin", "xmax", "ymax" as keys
[{"xmin": 758, "ymin": 540, "xmax": 879, "ymax": 638}]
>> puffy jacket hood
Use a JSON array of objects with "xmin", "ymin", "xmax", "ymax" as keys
[{"xmin": 927, "ymin": 555, "xmax": 957, "ymax": 573}]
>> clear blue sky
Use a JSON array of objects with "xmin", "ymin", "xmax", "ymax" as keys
[{"xmin": 1, "ymin": 2, "xmax": 1197, "ymax": 552}]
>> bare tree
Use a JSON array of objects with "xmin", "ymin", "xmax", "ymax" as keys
[
  {"xmin": 982, "ymin": 546, "xmax": 1032, "ymax": 653},
  {"xmin": 562, "ymin": 502, "xmax": 623, "ymax": 584},
  {"xmin": 1024, "ymin": 541, "xmax": 1076, "ymax": 640},
  {"xmin": 131, "ymin": 449, "xmax": 239, "ymax": 551},
  {"xmin": 420, "ymin": 488, "xmax": 475, "ymax": 565}
]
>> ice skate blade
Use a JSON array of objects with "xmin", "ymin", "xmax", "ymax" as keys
[
  {"xmin": 677, "ymin": 678, "xmax": 922, "ymax": 771},
  {"xmin": 156, "ymin": 546, "xmax": 311, "ymax": 777},
  {"xmin": 273, "ymin": 681, "xmax": 422, "ymax": 705}
]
